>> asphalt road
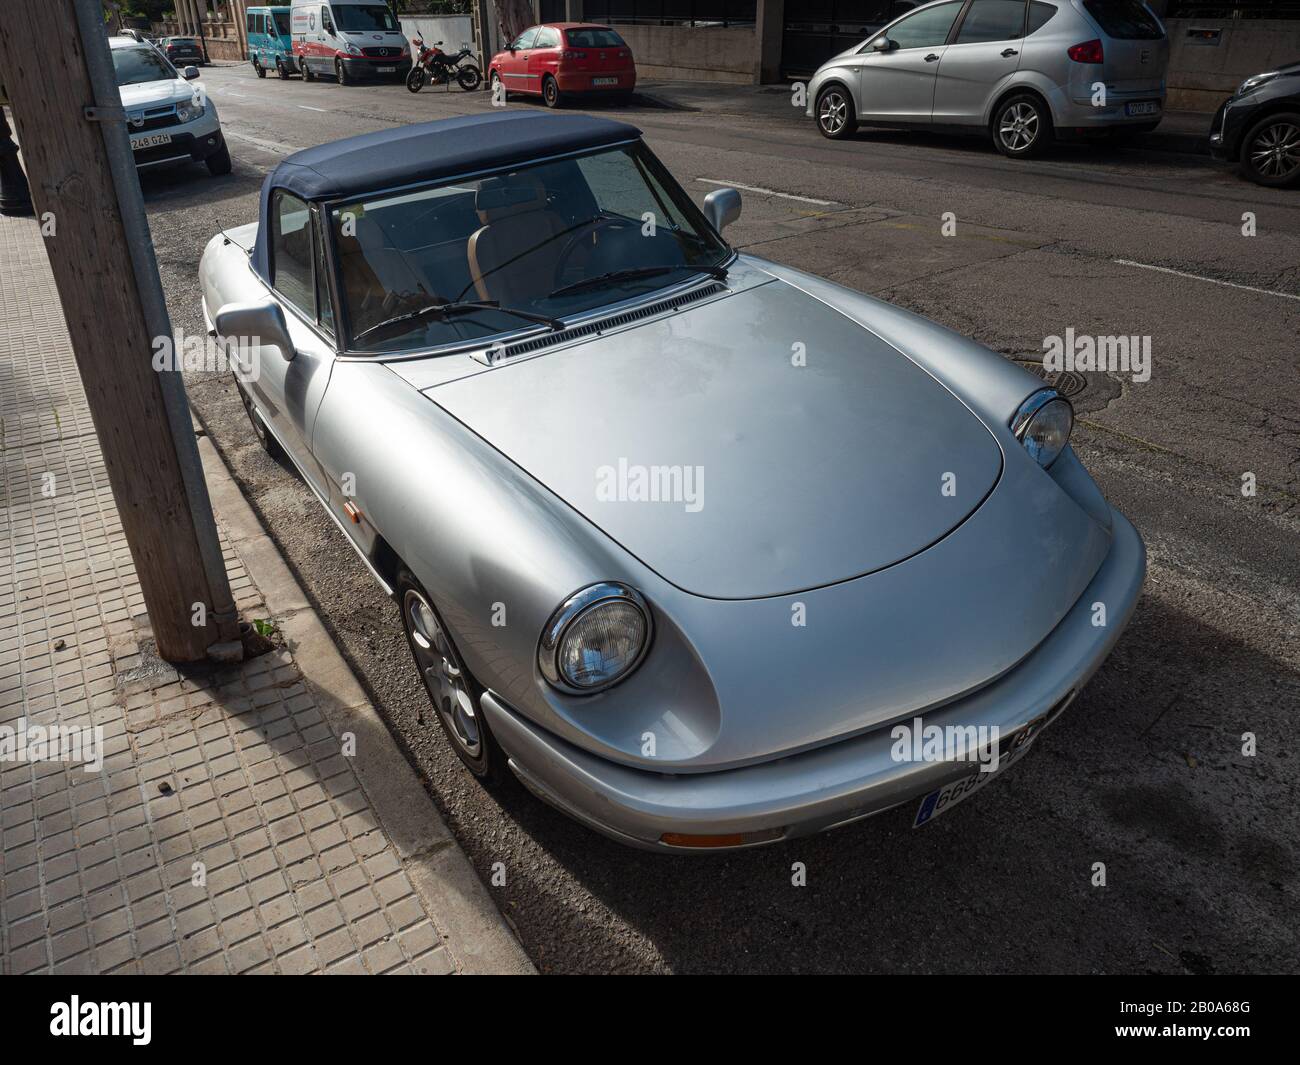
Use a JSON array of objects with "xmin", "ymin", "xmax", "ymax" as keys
[{"xmin": 145, "ymin": 64, "xmax": 1300, "ymax": 974}]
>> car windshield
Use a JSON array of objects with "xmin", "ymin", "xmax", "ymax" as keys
[
  {"xmin": 565, "ymin": 28, "xmax": 626, "ymax": 48},
  {"xmin": 112, "ymin": 46, "xmax": 177, "ymax": 86},
  {"xmin": 273, "ymin": 11, "xmax": 291, "ymax": 34},
  {"xmin": 333, "ymin": 3, "xmax": 398, "ymax": 31},
  {"xmin": 329, "ymin": 142, "xmax": 730, "ymax": 354}
]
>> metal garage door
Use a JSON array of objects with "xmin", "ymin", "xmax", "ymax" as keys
[{"xmin": 782, "ymin": 1, "xmax": 920, "ymax": 78}]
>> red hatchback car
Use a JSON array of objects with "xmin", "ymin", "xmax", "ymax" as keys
[{"xmin": 489, "ymin": 23, "xmax": 636, "ymax": 108}]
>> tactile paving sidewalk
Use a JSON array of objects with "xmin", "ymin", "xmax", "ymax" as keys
[{"xmin": 0, "ymin": 215, "xmax": 462, "ymax": 974}]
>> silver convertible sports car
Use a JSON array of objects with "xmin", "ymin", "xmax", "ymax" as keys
[{"xmin": 201, "ymin": 112, "xmax": 1145, "ymax": 851}]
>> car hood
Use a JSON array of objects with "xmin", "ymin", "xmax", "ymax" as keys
[
  {"xmin": 118, "ymin": 79, "xmax": 193, "ymax": 109},
  {"xmin": 424, "ymin": 279, "xmax": 1003, "ymax": 599}
]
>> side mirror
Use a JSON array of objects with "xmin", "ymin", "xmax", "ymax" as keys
[
  {"xmin": 183, "ymin": 65, "xmax": 200, "ymax": 79},
  {"xmin": 703, "ymin": 187, "xmax": 742, "ymax": 234},
  {"xmin": 871, "ymin": 36, "xmax": 894, "ymax": 52},
  {"xmin": 215, "ymin": 299, "xmax": 296, "ymax": 362}
]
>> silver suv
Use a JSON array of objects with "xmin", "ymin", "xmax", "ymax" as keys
[{"xmin": 807, "ymin": 0, "xmax": 1168, "ymax": 157}]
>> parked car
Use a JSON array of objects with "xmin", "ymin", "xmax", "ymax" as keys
[
  {"xmin": 247, "ymin": 5, "xmax": 296, "ymax": 79},
  {"xmin": 159, "ymin": 36, "xmax": 207, "ymax": 66},
  {"xmin": 808, "ymin": 0, "xmax": 1169, "ymax": 157},
  {"xmin": 1210, "ymin": 60, "xmax": 1300, "ymax": 188},
  {"xmin": 200, "ymin": 111, "xmax": 1144, "ymax": 851},
  {"xmin": 489, "ymin": 22, "xmax": 635, "ymax": 108},
  {"xmin": 108, "ymin": 37, "xmax": 230, "ymax": 175},
  {"xmin": 290, "ymin": 0, "xmax": 412, "ymax": 84}
]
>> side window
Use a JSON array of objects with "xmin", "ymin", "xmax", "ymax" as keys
[
  {"xmin": 537, "ymin": 27, "xmax": 561, "ymax": 49},
  {"xmin": 512, "ymin": 27, "xmax": 539, "ymax": 50},
  {"xmin": 313, "ymin": 212, "xmax": 335, "ymax": 336},
  {"xmin": 271, "ymin": 191, "xmax": 316, "ymax": 319},
  {"xmin": 246, "ymin": 11, "xmax": 256, "ymax": 33},
  {"xmin": 1027, "ymin": 1, "xmax": 1057, "ymax": 34},
  {"xmin": 955, "ymin": 0, "xmax": 1027, "ymax": 43},
  {"xmin": 321, "ymin": 5, "xmax": 334, "ymax": 35},
  {"xmin": 883, "ymin": 1, "xmax": 964, "ymax": 49}
]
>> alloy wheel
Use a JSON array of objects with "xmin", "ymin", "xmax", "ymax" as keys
[
  {"xmin": 404, "ymin": 589, "xmax": 481, "ymax": 758},
  {"xmin": 999, "ymin": 102, "xmax": 1039, "ymax": 152},
  {"xmin": 819, "ymin": 90, "xmax": 848, "ymax": 136},
  {"xmin": 1249, "ymin": 121, "xmax": 1300, "ymax": 180}
]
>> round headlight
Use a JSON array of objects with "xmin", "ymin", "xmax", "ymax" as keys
[
  {"xmin": 539, "ymin": 584, "xmax": 652, "ymax": 694},
  {"xmin": 1011, "ymin": 390, "xmax": 1073, "ymax": 468}
]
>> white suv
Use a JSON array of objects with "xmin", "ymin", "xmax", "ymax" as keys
[{"xmin": 108, "ymin": 36, "xmax": 230, "ymax": 175}]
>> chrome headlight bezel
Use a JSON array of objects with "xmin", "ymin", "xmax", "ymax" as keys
[
  {"xmin": 1011, "ymin": 389, "xmax": 1074, "ymax": 469},
  {"xmin": 538, "ymin": 583, "xmax": 653, "ymax": 696}
]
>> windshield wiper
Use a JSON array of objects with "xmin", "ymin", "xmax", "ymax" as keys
[
  {"xmin": 547, "ymin": 263, "xmax": 728, "ymax": 300},
  {"xmin": 351, "ymin": 300, "xmax": 564, "ymax": 347}
]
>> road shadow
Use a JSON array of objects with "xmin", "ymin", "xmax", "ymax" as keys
[{"xmin": 477, "ymin": 589, "xmax": 1300, "ymax": 974}]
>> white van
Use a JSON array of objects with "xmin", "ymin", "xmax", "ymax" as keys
[{"xmin": 290, "ymin": 1, "xmax": 412, "ymax": 85}]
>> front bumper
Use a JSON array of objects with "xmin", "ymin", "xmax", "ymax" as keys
[
  {"xmin": 129, "ymin": 113, "xmax": 224, "ymax": 169},
  {"xmin": 341, "ymin": 55, "xmax": 411, "ymax": 77},
  {"xmin": 482, "ymin": 507, "xmax": 1146, "ymax": 852}
]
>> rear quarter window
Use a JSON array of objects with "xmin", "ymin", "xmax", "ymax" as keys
[
  {"xmin": 1027, "ymin": 2, "xmax": 1057, "ymax": 34},
  {"xmin": 1081, "ymin": 0, "xmax": 1164, "ymax": 40}
]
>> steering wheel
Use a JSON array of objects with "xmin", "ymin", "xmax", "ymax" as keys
[{"xmin": 552, "ymin": 216, "xmax": 636, "ymax": 287}]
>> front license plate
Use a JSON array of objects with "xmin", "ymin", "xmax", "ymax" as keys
[
  {"xmin": 592, "ymin": 76, "xmax": 618, "ymax": 86},
  {"xmin": 912, "ymin": 727, "xmax": 1039, "ymax": 828},
  {"xmin": 377, "ymin": 66, "xmax": 395, "ymax": 72},
  {"xmin": 1125, "ymin": 101, "xmax": 1160, "ymax": 116},
  {"xmin": 132, "ymin": 132, "xmax": 173, "ymax": 150}
]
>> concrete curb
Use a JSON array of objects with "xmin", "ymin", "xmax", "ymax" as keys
[{"xmin": 193, "ymin": 426, "xmax": 535, "ymax": 976}]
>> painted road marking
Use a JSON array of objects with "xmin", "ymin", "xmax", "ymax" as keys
[
  {"xmin": 697, "ymin": 178, "xmax": 840, "ymax": 207},
  {"xmin": 1114, "ymin": 259, "xmax": 1300, "ymax": 302}
]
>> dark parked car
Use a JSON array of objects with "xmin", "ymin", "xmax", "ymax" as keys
[
  {"xmin": 1210, "ymin": 60, "xmax": 1300, "ymax": 188},
  {"xmin": 161, "ymin": 36, "xmax": 207, "ymax": 66}
]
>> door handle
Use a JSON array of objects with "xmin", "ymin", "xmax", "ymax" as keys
[
  {"xmin": 924, "ymin": 53, "xmax": 940, "ymax": 62},
  {"xmin": 1001, "ymin": 48, "xmax": 1019, "ymax": 57}
]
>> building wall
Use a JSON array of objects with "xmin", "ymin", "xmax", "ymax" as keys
[
  {"xmin": 614, "ymin": 24, "xmax": 759, "ymax": 85},
  {"xmin": 1165, "ymin": 17, "xmax": 1300, "ymax": 112},
  {"xmin": 400, "ymin": 16, "xmax": 477, "ymax": 55}
]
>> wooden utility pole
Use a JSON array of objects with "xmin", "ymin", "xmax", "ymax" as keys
[{"xmin": 0, "ymin": 0, "xmax": 240, "ymax": 662}]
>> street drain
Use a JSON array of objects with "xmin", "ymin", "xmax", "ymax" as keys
[
  {"xmin": 1011, "ymin": 357, "xmax": 1121, "ymax": 416},
  {"xmin": 1015, "ymin": 359, "xmax": 1089, "ymax": 398}
]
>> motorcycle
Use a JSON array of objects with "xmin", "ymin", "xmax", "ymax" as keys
[{"xmin": 407, "ymin": 37, "xmax": 482, "ymax": 93}]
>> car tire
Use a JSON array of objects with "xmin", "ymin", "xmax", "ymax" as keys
[
  {"xmin": 336, "ymin": 58, "xmax": 351, "ymax": 86},
  {"xmin": 398, "ymin": 571, "xmax": 503, "ymax": 782},
  {"xmin": 1239, "ymin": 111, "xmax": 1300, "ymax": 188},
  {"xmin": 991, "ymin": 93, "xmax": 1051, "ymax": 158},
  {"xmin": 542, "ymin": 74, "xmax": 561, "ymax": 109},
  {"xmin": 815, "ymin": 84, "xmax": 856, "ymax": 139},
  {"xmin": 253, "ymin": 58, "xmax": 266, "ymax": 78},
  {"xmin": 205, "ymin": 142, "xmax": 232, "ymax": 176},
  {"xmin": 489, "ymin": 69, "xmax": 506, "ymax": 102},
  {"xmin": 277, "ymin": 58, "xmax": 291, "ymax": 80},
  {"xmin": 234, "ymin": 378, "xmax": 286, "ymax": 460}
]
